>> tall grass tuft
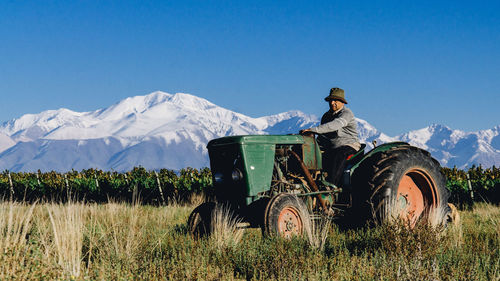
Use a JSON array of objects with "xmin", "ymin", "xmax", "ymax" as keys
[
  {"xmin": 427, "ymin": 204, "xmax": 450, "ymax": 229},
  {"xmin": 374, "ymin": 204, "xmax": 464, "ymax": 277},
  {"xmin": 188, "ymin": 192, "xmax": 205, "ymax": 207},
  {"xmin": 91, "ymin": 203, "xmax": 143, "ymax": 264},
  {"xmin": 0, "ymin": 201, "xmax": 37, "ymax": 278},
  {"xmin": 0, "ymin": 201, "xmax": 36, "ymax": 254},
  {"xmin": 43, "ymin": 201, "xmax": 85, "ymax": 278},
  {"xmin": 472, "ymin": 203, "xmax": 500, "ymax": 243},
  {"xmin": 210, "ymin": 204, "xmax": 244, "ymax": 251},
  {"xmin": 303, "ymin": 216, "xmax": 331, "ymax": 251}
]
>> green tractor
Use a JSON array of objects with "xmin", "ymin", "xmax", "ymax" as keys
[{"xmin": 188, "ymin": 134, "xmax": 451, "ymax": 237}]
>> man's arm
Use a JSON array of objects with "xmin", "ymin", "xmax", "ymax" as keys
[{"xmin": 308, "ymin": 109, "xmax": 353, "ymax": 134}]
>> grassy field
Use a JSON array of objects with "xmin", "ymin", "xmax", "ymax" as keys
[{"xmin": 0, "ymin": 199, "xmax": 498, "ymax": 280}]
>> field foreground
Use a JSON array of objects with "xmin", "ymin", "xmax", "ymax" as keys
[{"xmin": 0, "ymin": 200, "xmax": 498, "ymax": 280}]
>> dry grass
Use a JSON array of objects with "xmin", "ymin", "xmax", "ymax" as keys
[
  {"xmin": 85, "ymin": 203, "xmax": 143, "ymax": 269},
  {"xmin": 44, "ymin": 202, "xmax": 85, "ymax": 278},
  {"xmin": 472, "ymin": 203, "xmax": 500, "ymax": 228},
  {"xmin": 471, "ymin": 202, "xmax": 500, "ymax": 244},
  {"xmin": 188, "ymin": 192, "xmax": 206, "ymax": 207},
  {"xmin": 378, "ymin": 202, "xmax": 465, "ymax": 263},
  {"xmin": 303, "ymin": 216, "xmax": 331, "ymax": 251},
  {"xmin": 210, "ymin": 204, "xmax": 244, "ymax": 251},
  {"xmin": 0, "ymin": 201, "xmax": 36, "ymax": 254},
  {"xmin": 0, "ymin": 200, "xmax": 497, "ymax": 280},
  {"xmin": 427, "ymin": 205, "xmax": 450, "ymax": 229},
  {"xmin": 0, "ymin": 201, "xmax": 37, "ymax": 278}
]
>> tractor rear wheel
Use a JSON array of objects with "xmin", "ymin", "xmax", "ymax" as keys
[
  {"xmin": 188, "ymin": 202, "xmax": 216, "ymax": 237},
  {"xmin": 263, "ymin": 193, "xmax": 310, "ymax": 238},
  {"xmin": 352, "ymin": 145, "xmax": 450, "ymax": 226}
]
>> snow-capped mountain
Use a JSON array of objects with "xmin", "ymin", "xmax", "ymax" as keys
[
  {"xmin": 0, "ymin": 133, "xmax": 15, "ymax": 153},
  {"xmin": 0, "ymin": 91, "xmax": 498, "ymax": 172},
  {"xmin": 0, "ymin": 91, "xmax": 318, "ymax": 171},
  {"xmin": 398, "ymin": 124, "xmax": 500, "ymax": 168}
]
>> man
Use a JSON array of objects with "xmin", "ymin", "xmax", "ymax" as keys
[{"xmin": 300, "ymin": 87, "xmax": 361, "ymax": 186}]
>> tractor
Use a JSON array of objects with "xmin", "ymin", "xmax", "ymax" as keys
[{"xmin": 188, "ymin": 134, "xmax": 451, "ymax": 237}]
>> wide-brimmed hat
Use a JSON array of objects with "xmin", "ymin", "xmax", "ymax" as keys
[{"xmin": 324, "ymin": 87, "xmax": 347, "ymax": 104}]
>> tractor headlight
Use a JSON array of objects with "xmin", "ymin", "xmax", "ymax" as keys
[
  {"xmin": 214, "ymin": 172, "xmax": 224, "ymax": 184},
  {"xmin": 231, "ymin": 168, "xmax": 243, "ymax": 182}
]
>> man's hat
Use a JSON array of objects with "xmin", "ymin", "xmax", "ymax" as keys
[{"xmin": 324, "ymin": 87, "xmax": 347, "ymax": 104}]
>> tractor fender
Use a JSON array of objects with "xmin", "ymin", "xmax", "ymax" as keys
[{"xmin": 349, "ymin": 142, "xmax": 410, "ymax": 175}]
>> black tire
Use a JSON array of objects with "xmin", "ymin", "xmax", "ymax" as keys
[
  {"xmin": 263, "ymin": 193, "xmax": 310, "ymax": 238},
  {"xmin": 245, "ymin": 197, "xmax": 271, "ymax": 228},
  {"xmin": 351, "ymin": 145, "xmax": 450, "ymax": 226},
  {"xmin": 187, "ymin": 202, "xmax": 216, "ymax": 237}
]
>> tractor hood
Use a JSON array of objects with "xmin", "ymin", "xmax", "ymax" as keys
[{"xmin": 207, "ymin": 135, "xmax": 306, "ymax": 147}]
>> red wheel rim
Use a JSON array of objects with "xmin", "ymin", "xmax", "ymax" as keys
[
  {"xmin": 397, "ymin": 169, "xmax": 439, "ymax": 226},
  {"xmin": 277, "ymin": 207, "xmax": 303, "ymax": 238}
]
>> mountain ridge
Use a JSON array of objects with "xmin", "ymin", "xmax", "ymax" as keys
[{"xmin": 0, "ymin": 91, "xmax": 498, "ymax": 171}]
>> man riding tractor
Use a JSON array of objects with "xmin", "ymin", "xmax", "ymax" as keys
[
  {"xmin": 188, "ymin": 87, "xmax": 454, "ymax": 238},
  {"xmin": 300, "ymin": 87, "xmax": 361, "ymax": 186}
]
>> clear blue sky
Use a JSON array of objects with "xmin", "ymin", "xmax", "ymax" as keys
[{"xmin": 1, "ymin": 0, "xmax": 499, "ymax": 135}]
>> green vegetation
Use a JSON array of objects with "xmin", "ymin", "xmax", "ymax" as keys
[
  {"xmin": 0, "ymin": 166, "xmax": 498, "ymax": 205},
  {"xmin": 442, "ymin": 166, "xmax": 500, "ymax": 205},
  {"xmin": 0, "ymin": 167, "xmax": 213, "ymax": 203},
  {"xmin": 0, "ymin": 200, "xmax": 498, "ymax": 280}
]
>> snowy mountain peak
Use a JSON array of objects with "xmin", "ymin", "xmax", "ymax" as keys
[
  {"xmin": 0, "ymin": 91, "xmax": 319, "ymax": 171},
  {"xmin": 1, "ymin": 108, "xmax": 85, "ymax": 142},
  {"xmin": 259, "ymin": 110, "xmax": 318, "ymax": 129},
  {"xmin": 429, "ymin": 123, "xmax": 450, "ymax": 130},
  {"xmin": 0, "ymin": 91, "xmax": 498, "ymax": 171},
  {"xmin": 398, "ymin": 123, "xmax": 456, "ymax": 150},
  {"xmin": 96, "ymin": 91, "xmax": 173, "ymax": 120},
  {"xmin": 168, "ymin": 92, "xmax": 218, "ymax": 111}
]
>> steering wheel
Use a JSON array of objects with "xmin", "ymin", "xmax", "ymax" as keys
[{"xmin": 299, "ymin": 130, "xmax": 330, "ymax": 142}]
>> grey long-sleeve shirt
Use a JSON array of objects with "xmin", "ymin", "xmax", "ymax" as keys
[{"xmin": 309, "ymin": 107, "xmax": 360, "ymax": 150}]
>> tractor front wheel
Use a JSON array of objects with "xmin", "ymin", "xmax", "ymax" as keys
[
  {"xmin": 187, "ymin": 202, "xmax": 216, "ymax": 237},
  {"xmin": 263, "ymin": 193, "xmax": 310, "ymax": 238}
]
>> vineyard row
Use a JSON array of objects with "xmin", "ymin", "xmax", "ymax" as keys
[{"xmin": 0, "ymin": 166, "xmax": 498, "ymax": 205}]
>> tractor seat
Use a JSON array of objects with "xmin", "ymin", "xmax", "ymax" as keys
[{"xmin": 346, "ymin": 143, "xmax": 366, "ymax": 163}]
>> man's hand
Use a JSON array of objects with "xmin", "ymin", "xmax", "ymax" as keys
[{"xmin": 299, "ymin": 129, "xmax": 314, "ymax": 136}]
